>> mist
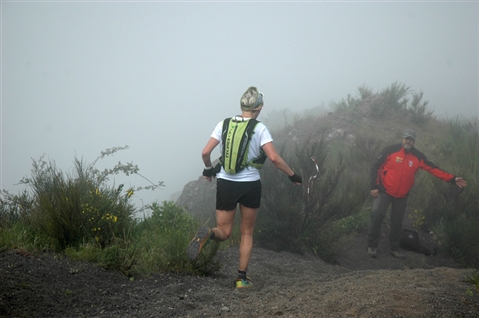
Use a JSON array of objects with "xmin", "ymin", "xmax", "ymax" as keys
[{"xmin": 2, "ymin": 1, "xmax": 478, "ymax": 209}]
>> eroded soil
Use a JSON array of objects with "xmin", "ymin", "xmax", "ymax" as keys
[{"xmin": 1, "ymin": 229, "xmax": 479, "ymax": 318}]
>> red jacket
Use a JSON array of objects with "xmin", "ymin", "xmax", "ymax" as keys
[{"xmin": 370, "ymin": 144, "xmax": 456, "ymax": 198}]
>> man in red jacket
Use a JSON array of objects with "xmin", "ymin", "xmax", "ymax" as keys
[{"xmin": 368, "ymin": 128, "xmax": 467, "ymax": 259}]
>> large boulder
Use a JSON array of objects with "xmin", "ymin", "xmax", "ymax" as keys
[{"xmin": 176, "ymin": 176, "xmax": 216, "ymax": 218}]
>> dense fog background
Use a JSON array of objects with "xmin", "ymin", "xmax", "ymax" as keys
[{"xmin": 2, "ymin": 1, "xmax": 478, "ymax": 211}]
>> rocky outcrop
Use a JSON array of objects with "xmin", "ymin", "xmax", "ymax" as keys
[{"xmin": 175, "ymin": 176, "xmax": 216, "ymax": 217}]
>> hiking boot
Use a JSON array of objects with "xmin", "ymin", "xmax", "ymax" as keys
[
  {"xmin": 187, "ymin": 227, "xmax": 211, "ymax": 260},
  {"xmin": 390, "ymin": 250, "xmax": 405, "ymax": 259},
  {"xmin": 235, "ymin": 277, "xmax": 253, "ymax": 289},
  {"xmin": 368, "ymin": 247, "xmax": 377, "ymax": 258}
]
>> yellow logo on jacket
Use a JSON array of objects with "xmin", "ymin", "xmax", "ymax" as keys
[{"xmin": 396, "ymin": 156, "xmax": 403, "ymax": 163}]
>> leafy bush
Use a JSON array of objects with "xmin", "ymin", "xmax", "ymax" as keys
[
  {"xmin": 375, "ymin": 82, "xmax": 410, "ymax": 113},
  {"xmin": 408, "ymin": 91, "xmax": 435, "ymax": 124},
  {"xmin": 333, "ymin": 82, "xmax": 434, "ymax": 125},
  {"xmin": 19, "ymin": 156, "xmax": 136, "ymax": 250},
  {"xmin": 3, "ymin": 146, "xmax": 163, "ymax": 251}
]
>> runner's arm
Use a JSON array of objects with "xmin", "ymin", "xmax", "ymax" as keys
[
  {"xmin": 202, "ymin": 137, "xmax": 220, "ymax": 168},
  {"xmin": 262, "ymin": 142, "xmax": 295, "ymax": 177}
]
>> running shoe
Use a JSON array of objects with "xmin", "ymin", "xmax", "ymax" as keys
[
  {"xmin": 187, "ymin": 227, "xmax": 211, "ymax": 260},
  {"xmin": 235, "ymin": 277, "xmax": 253, "ymax": 289}
]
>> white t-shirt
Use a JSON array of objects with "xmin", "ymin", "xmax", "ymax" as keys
[{"xmin": 211, "ymin": 116, "xmax": 273, "ymax": 182}]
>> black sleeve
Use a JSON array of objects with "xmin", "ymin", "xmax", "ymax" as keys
[{"xmin": 369, "ymin": 144, "xmax": 399, "ymax": 190}]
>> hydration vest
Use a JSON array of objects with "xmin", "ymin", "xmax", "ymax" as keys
[{"xmin": 219, "ymin": 117, "xmax": 267, "ymax": 174}]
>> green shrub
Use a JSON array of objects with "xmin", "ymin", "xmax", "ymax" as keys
[
  {"xmin": 5, "ymin": 146, "xmax": 163, "ymax": 252},
  {"xmin": 408, "ymin": 91, "xmax": 435, "ymax": 124},
  {"xmin": 0, "ymin": 190, "xmax": 52, "ymax": 251},
  {"xmin": 1, "ymin": 147, "xmax": 224, "ymax": 277},
  {"xmin": 0, "ymin": 189, "xmax": 34, "ymax": 228},
  {"xmin": 422, "ymin": 119, "xmax": 479, "ymax": 268},
  {"xmin": 134, "ymin": 201, "xmax": 220, "ymax": 276},
  {"xmin": 465, "ymin": 270, "xmax": 479, "ymax": 293},
  {"xmin": 333, "ymin": 82, "xmax": 433, "ymax": 124},
  {"xmin": 65, "ymin": 201, "xmax": 222, "ymax": 277},
  {"xmin": 19, "ymin": 156, "xmax": 137, "ymax": 250},
  {"xmin": 376, "ymin": 82, "xmax": 409, "ymax": 113},
  {"xmin": 0, "ymin": 222, "xmax": 51, "ymax": 252}
]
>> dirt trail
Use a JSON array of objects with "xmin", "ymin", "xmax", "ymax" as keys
[{"xmin": 1, "ymin": 230, "xmax": 478, "ymax": 318}]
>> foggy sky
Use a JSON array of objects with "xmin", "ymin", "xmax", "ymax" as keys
[{"xmin": 1, "ymin": 1, "xmax": 478, "ymax": 209}]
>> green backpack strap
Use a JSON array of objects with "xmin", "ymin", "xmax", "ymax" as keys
[{"xmin": 246, "ymin": 147, "xmax": 267, "ymax": 170}]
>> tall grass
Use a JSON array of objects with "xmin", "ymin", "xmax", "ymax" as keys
[{"xmin": 133, "ymin": 201, "xmax": 220, "ymax": 275}]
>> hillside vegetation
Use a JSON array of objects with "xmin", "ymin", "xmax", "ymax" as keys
[
  {"xmin": 1, "ymin": 82, "xmax": 478, "ymax": 278},
  {"xmin": 178, "ymin": 82, "xmax": 479, "ymax": 268}
]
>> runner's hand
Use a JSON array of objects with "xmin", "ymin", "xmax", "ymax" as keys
[
  {"xmin": 288, "ymin": 173, "xmax": 302, "ymax": 184},
  {"xmin": 203, "ymin": 167, "xmax": 216, "ymax": 180}
]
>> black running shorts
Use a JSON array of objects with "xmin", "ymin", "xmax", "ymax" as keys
[{"xmin": 216, "ymin": 179, "xmax": 262, "ymax": 211}]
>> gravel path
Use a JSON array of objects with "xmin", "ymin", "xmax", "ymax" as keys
[{"xmin": 1, "ymin": 241, "xmax": 478, "ymax": 318}]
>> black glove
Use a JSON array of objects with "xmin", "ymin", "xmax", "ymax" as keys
[
  {"xmin": 288, "ymin": 173, "xmax": 302, "ymax": 184},
  {"xmin": 203, "ymin": 167, "xmax": 216, "ymax": 178},
  {"xmin": 203, "ymin": 164, "xmax": 221, "ymax": 178}
]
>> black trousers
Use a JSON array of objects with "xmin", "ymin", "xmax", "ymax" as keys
[{"xmin": 367, "ymin": 192, "xmax": 408, "ymax": 251}]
